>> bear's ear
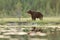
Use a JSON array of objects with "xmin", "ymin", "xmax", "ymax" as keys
[
  {"xmin": 29, "ymin": 10, "xmax": 31, "ymax": 12},
  {"xmin": 27, "ymin": 10, "xmax": 31, "ymax": 13}
]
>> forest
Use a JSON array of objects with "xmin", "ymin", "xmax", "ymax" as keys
[{"xmin": 0, "ymin": 0, "xmax": 60, "ymax": 18}]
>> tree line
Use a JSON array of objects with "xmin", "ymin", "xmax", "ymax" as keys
[{"xmin": 0, "ymin": 0, "xmax": 60, "ymax": 18}]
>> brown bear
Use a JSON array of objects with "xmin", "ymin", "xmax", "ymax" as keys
[{"xmin": 27, "ymin": 10, "xmax": 43, "ymax": 20}]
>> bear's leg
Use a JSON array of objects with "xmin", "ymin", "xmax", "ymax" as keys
[{"xmin": 32, "ymin": 16, "xmax": 36, "ymax": 20}]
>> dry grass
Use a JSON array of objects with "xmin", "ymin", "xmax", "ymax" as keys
[{"xmin": 0, "ymin": 17, "xmax": 60, "ymax": 24}]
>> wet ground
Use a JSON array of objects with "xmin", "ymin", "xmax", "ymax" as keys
[{"xmin": 0, "ymin": 22, "xmax": 60, "ymax": 40}]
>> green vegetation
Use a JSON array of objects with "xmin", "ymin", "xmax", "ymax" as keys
[
  {"xmin": 0, "ymin": 17, "xmax": 60, "ymax": 25},
  {"xmin": 0, "ymin": 0, "xmax": 60, "ymax": 17},
  {"xmin": 0, "ymin": 0, "xmax": 59, "ymax": 26}
]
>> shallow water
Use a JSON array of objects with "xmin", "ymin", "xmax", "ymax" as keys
[
  {"xmin": 10, "ymin": 35, "xmax": 48, "ymax": 40},
  {"xmin": 30, "ymin": 38, "xmax": 48, "ymax": 40},
  {"xmin": 0, "ymin": 22, "xmax": 60, "ymax": 40}
]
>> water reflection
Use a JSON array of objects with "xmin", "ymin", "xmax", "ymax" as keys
[
  {"xmin": 30, "ymin": 38, "xmax": 48, "ymax": 40},
  {"xmin": 0, "ymin": 22, "xmax": 60, "ymax": 40}
]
